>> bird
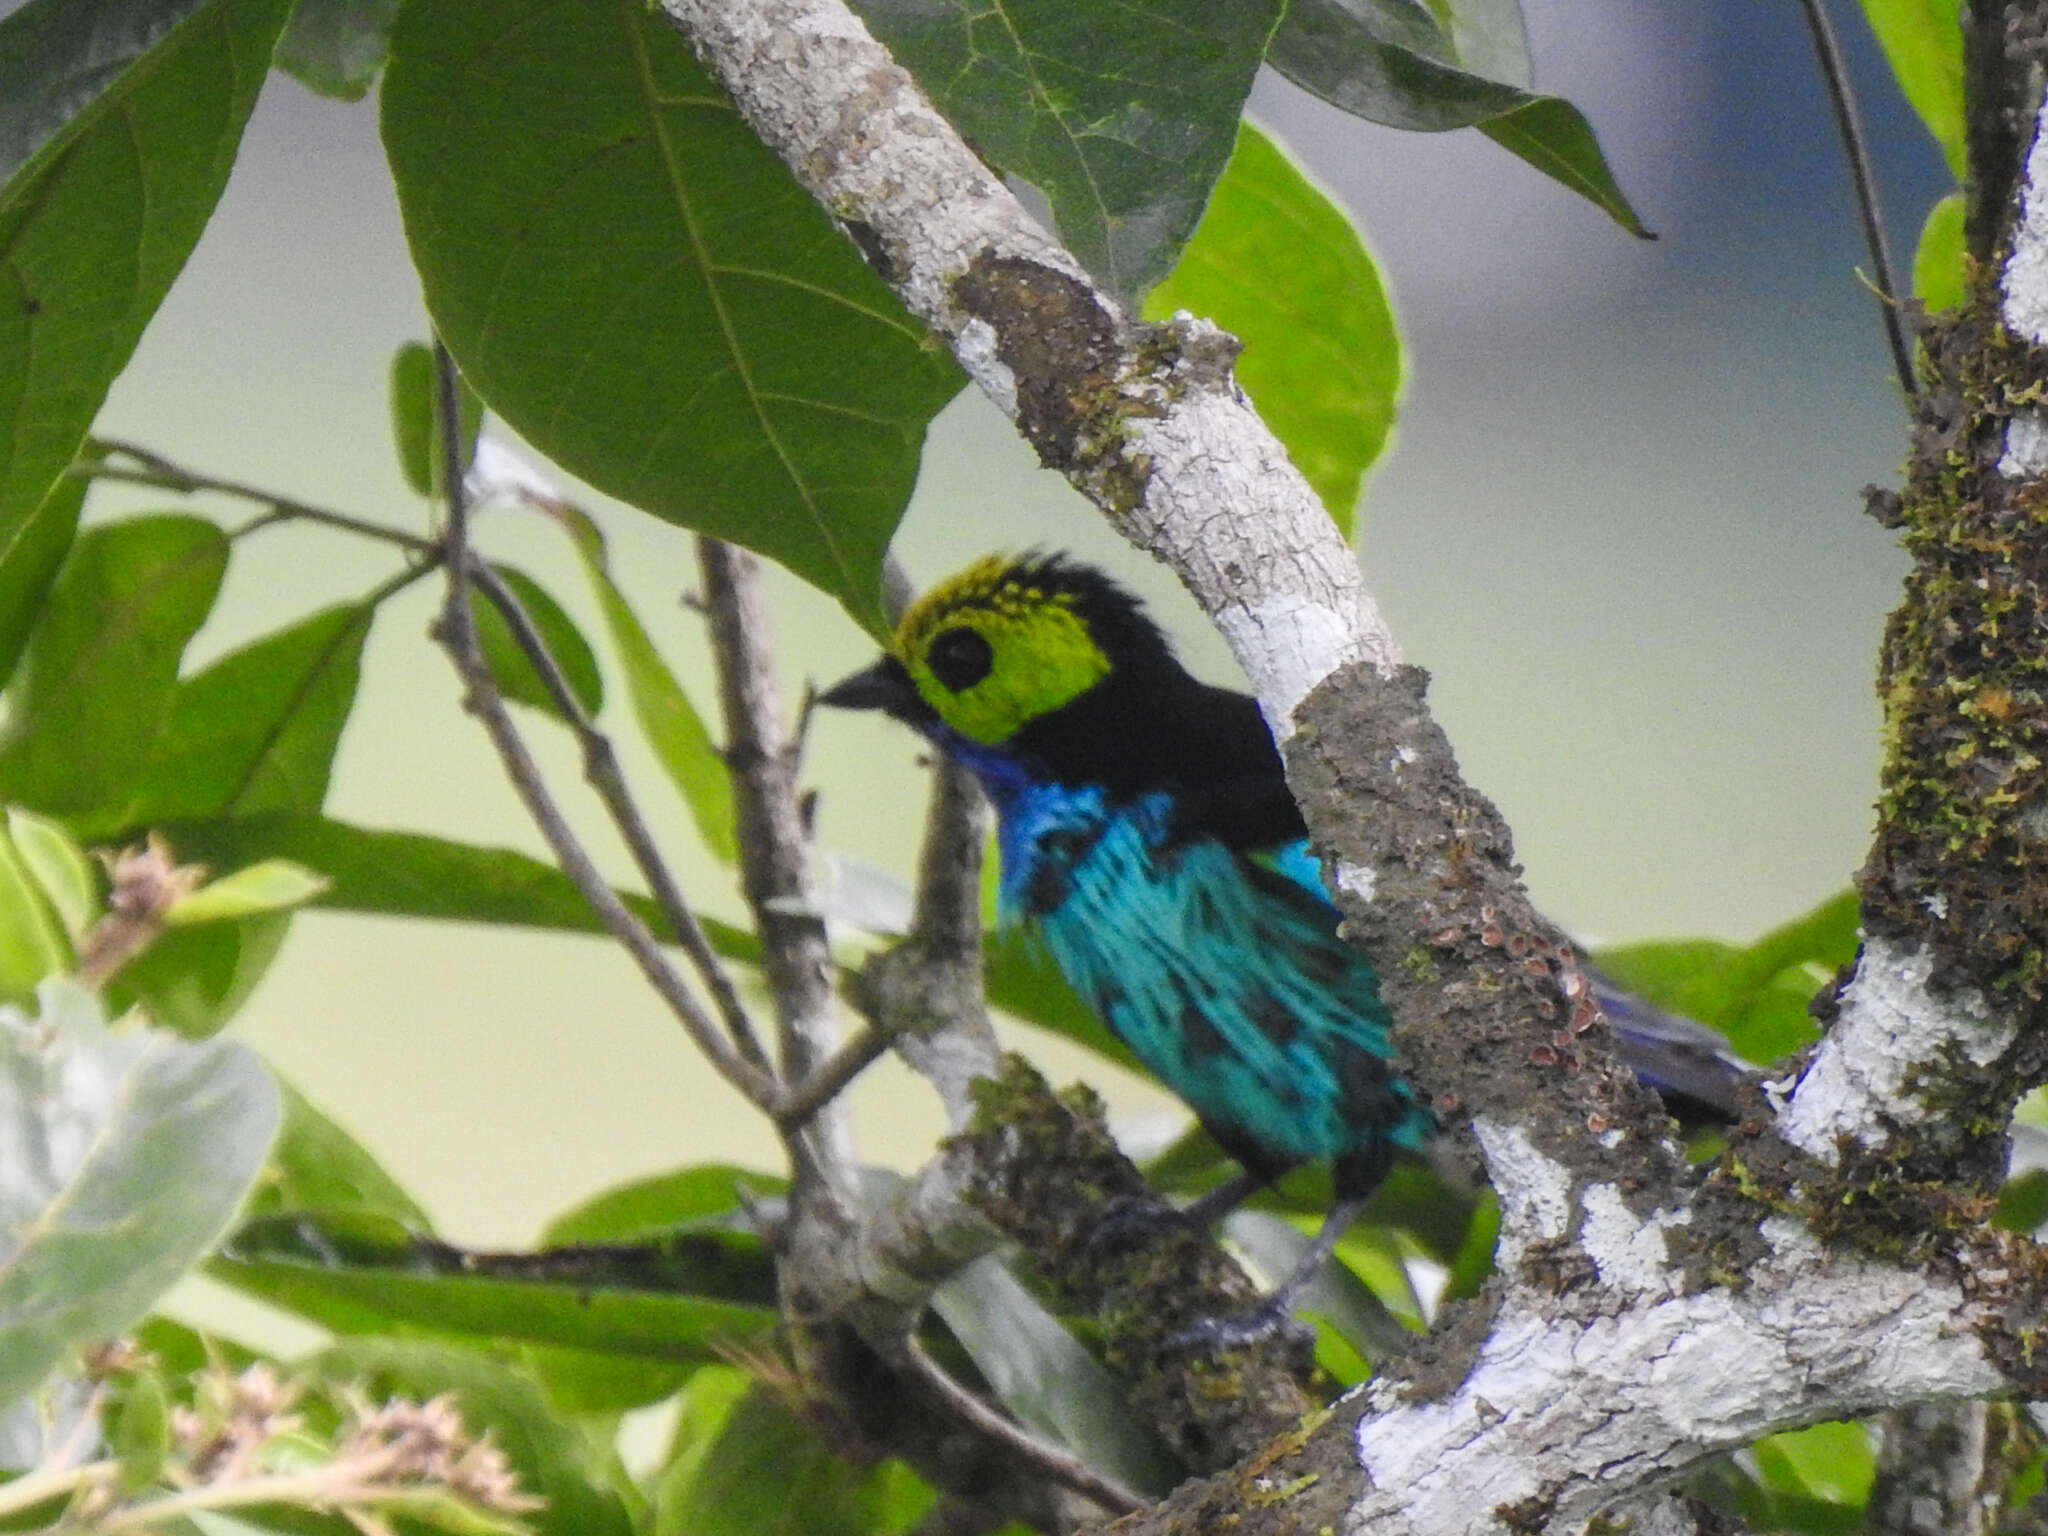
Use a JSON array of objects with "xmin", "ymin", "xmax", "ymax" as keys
[{"xmin": 821, "ymin": 553, "xmax": 1743, "ymax": 1339}]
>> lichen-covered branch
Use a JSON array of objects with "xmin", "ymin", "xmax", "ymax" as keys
[{"xmin": 1782, "ymin": 73, "xmax": 2048, "ymax": 1178}]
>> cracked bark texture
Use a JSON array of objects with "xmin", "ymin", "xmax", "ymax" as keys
[{"xmin": 655, "ymin": 4, "xmax": 2048, "ymax": 1532}]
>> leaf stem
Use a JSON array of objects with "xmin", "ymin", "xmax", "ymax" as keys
[
  {"xmin": 1794, "ymin": 0, "xmax": 1918, "ymax": 403},
  {"xmin": 0, "ymin": 1459, "xmax": 116, "ymax": 1521}
]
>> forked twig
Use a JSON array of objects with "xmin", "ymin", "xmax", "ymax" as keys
[
  {"xmin": 463, "ymin": 559, "xmax": 773, "ymax": 1076},
  {"xmin": 426, "ymin": 345, "xmax": 780, "ymax": 1114}
]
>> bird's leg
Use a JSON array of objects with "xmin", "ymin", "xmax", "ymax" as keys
[
  {"xmin": 1086, "ymin": 1165, "xmax": 1282, "ymax": 1257},
  {"xmin": 1168, "ymin": 1190, "xmax": 1371, "ymax": 1351},
  {"xmin": 1172, "ymin": 1167, "xmax": 1272, "ymax": 1227}
]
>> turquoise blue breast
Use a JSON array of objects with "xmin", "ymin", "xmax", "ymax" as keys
[{"xmin": 990, "ymin": 781, "xmax": 1432, "ymax": 1169}]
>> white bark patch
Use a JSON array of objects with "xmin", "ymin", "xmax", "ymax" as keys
[
  {"xmin": 2002, "ymin": 98, "xmax": 2048, "ymax": 345},
  {"xmin": 1336, "ymin": 863, "xmax": 1377, "ymax": 904},
  {"xmin": 1997, "ymin": 407, "xmax": 2048, "ymax": 478},
  {"xmin": 1580, "ymin": 1182, "xmax": 1686, "ymax": 1299},
  {"xmin": 1474, "ymin": 1119, "xmax": 1571, "ymax": 1272},
  {"xmin": 1350, "ymin": 1250, "xmax": 2004, "ymax": 1535},
  {"xmin": 1780, "ymin": 934, "xmax": 2010, "ymax": 1161}
]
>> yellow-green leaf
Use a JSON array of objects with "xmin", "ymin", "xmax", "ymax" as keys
[
  {"xmin": 1145, "ymin": 123, "xmax": 1401, "ymax": 535},
  {"xmin": 164, "ymin": 860, "xmax": 329, "ymax": 926}
]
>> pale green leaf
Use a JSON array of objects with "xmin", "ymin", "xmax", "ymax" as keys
[
  {"xmin": 163, "ymin": 860, "xmax": 328, "ymax": 926},
  {"xmin": 5, "ymin": 807, "xmax": 95, "ymax": 941},
  {"xmin": 1912, "ymin": 190, "xmax": 1966, "ymax": 313},
  {"xmin": 0, "ymin": 980, "xmax": 279, "ymax": 1403},
  {"xmin": 1858, "ymin": 0, "xmax": 1965, "ymax": 178},
  {"xmin": 0, "ymin": 820, "xmax": 67, "ymax": 1003}
]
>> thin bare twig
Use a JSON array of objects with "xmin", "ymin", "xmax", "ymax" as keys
[
  {"xmin": 777, "ymin": 1025, "xmax": 893, "ymax": 1130},
  {"xmin": 785, "ymin": 559, "xmax": 991, "ymax": 1127},
  {"xmin": 426, "ymin": 348, "xmax": 781, "ymax": 1114},
  {"xmin": 897, "ymin": 1338, "xmax": 1145, "ymax": 1517},
  {"xmin": 867, "ymin": 555, "xmax": 999, "ymax": 1124},
  {"xmin": 1795, "ymin": 0, "xmax": 1919, "ymax": 403},
  {"xmin": 79, "ymin": 440, "xmax": 442, "ymax": 556},
  {"xmin": 699, "ymin": 537, "xmax": 851, "ymax": 1172},
  {"xmin": 463, "ymin": 559, "xmax": 773, "ymax": 1076}
]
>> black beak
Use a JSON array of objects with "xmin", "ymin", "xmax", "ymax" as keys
[{"xmin": 817, "ymin": 654, "xmax": 922, "ymax": 718}]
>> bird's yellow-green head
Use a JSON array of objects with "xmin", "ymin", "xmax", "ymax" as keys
[
  {"xmin": 820, "ymin": 554, "xmax": 1172, "ymax": 748},
  {"xmin": 824, "ymin": 553, "xmax": 1276, "ymax": 810},
  {"xmin": 886, "ymin": 554, "xmax": 1113, "ymax": 744}
]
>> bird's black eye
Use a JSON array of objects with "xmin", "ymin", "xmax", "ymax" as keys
[{"xmin": 926, "ymin": 626, "xmax": 993, "ymax": 692}]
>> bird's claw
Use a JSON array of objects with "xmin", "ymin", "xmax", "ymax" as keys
[{"xmin": 1164, "ymin": 1297, "xmax": 1314, "ymax": 1355}]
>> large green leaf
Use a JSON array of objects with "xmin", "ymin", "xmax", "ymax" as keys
[
  {"xmin": 853, "ymin": 0, "xmax": 1284, "ymax": 307},
  {"xmin": 217, "ymin": 1210, "xmax": 778, "ymax": 1363},
  {"xmin": 560, "ymin": 507, "xmax": 736, "ymax": 863},
  {"xmin": 158, "ymin": 812, "xmax": 1105, "ymax": 1065},
  {"xmin": 541, "ymin": 1164, "xmax": 787, "ymax": 1247},
  {"xmin": 530, "ymin": 1164, "xmax": 785, "ymax": 1412},
  {"xmin": 1144, "ymin": 123, "xmax": 1400, "ymax": 534},
  {"xmin": 0, "ymin": 515, "xmax": 229, "ymax": 828},
  {"xmin": 1858, "ymin": 0, "xmax": 1964, "ymax": 178},
  {"xmin": 0, "ymin": 0, "xmax": 288, "ymax": 586},
  {"xmin": 151, "ymin": 812, "xmax": 761, "ymax": 960},
  {"xmin": 127, "ymin": 601, "xmax": 372, "ymax": 825},
  {"xmin": 1594, "ymin": 891, "xmax": 1859, "ymax": 1068},
  {"xmin": 0, "ymin": 471, "xmax": 82, "ymax": 693},
  {"xmin": 308, "ymin": 1339, "xmax": 638, "ymax": 1536},
  {"xmin": 381, "ymin": 0, "xmax": 962, "ymax": 636},
  {"xmin": 109, "ymin": 911, "xmax": 290, "ymax": 1040},
  {"xmin": 108, "ymin": 599, "xmax": 366, "ymax": 1038},
  {"xmin": 1268, "ymin": 0, "xmax": 1648, "ymax": 235},
  {"xmin": 0, "ymin": 980, "xmax": 279, "ymax": 1403}
]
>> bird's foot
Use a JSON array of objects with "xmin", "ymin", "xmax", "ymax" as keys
[
  {"xmin": 1082, "ymin": 1192, "xmax": 1204, "ymax": 1259},
  {"xmin": 1165, "ymin": 1296, "xmax": 1315, "ymax": 1355}
]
